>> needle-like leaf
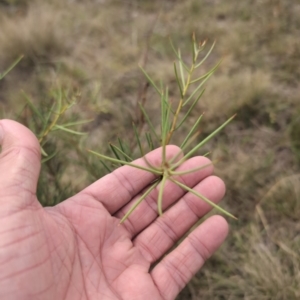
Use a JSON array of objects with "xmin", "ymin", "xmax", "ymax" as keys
[
  {"xmin": 162, "ymin": 98, "xmax": 172, "ymax": 146},
  {"xmin": 171, "ymin": 178, "xmax": 237, "ymax": 219},
  {"xmin": 109, "ymin": 143, "xmax": 122, "ymax": 161},
  {"xmin": 139, "ymin": 65, "xmax": 162, "ymax": 96},
  {"xmin": 100, "ymin": 160, "xmax": 113, "ymax": 173},
  {"xmin": 176, "ymin": 89, "xmax": 205, "ymax": 130},
  {"xmin": 183, "ymin": 71, "xmax": 213, "ymax": 106},
  {"xmin": 178, "ymin": 49, "xmax": 186, "ymax": 88},
  {"xmin": 138, "ymin": 103, "xmax": 160, "ymax": 142},
  {"xmin": 22, "ymin": 92, "xmax": 45, "ymax": 124},
  {"xmin": 174, "ymin": 62, "xmax": 183, "ymax": 98},
  {"xmin": 41, "ymin": 151, "xmax": 58, "ymax": 163},
  {"xmin": 164, "ymin": 99, "xmax": 172, "ymax": 137},
  {"xmin": 59, "ymin": 119, "xmax": 94, "ymax": 127},
  {"xmin": 175, "ymin": 115, "xmax": 236, "ymax": 167},
  {"xmin": 158, "ymin": 175, "xmax": 168, "ymax": 215},
  {"xmin": 180, "ymin": 114, "xmax": 203, "ymax": 149},
  {"xmin": 0, "ymin": 55, "xmax": 23, "ymax": 79},
  {"xmin": 169, "ymin": 131, "xmax": 200, "ymax": 166},
  {"xmin": 118, "ymin": 138, "xmax": 132, "ymax": 162},
  {"xmin": 88, "ymin": 150, "xmax": 162, "ymax": 175},
  {"xmin": 195, "ymin": 40, "xmax": 216, "ymax": 69},
  {"xmin": 170, "ymin": 161, "xmax": 214, "ymax": 176},
  {"xmin": 40, "ymin": 146, "xmax": 48, "ymax": 157},
  {"xmin": 190, "ymin": 60, "xmax": 221, "ymax": 84},
  {"xmin": 161, "ymin": 95, "xmax": 167, "ymax": 162},
  {"xmin": 133, "ymin": 122, "xmax": 144, "ymax": 156},
  {"xmin": 120, "ymin": 180, "xmax": 159, "ymax": 223},
  {"xmin": 110, "ymin": 143, "xmax": 133, "ymax": 162},
  {"xmin": 41, "ymin": 102, "xmax": 56, "ymax": 134},
  {"xmin": 53, "ymin": 125, "xmax": 87, "ymax": 135},
  {"xmin": 169, "ymin": 38, "xmax": 189, "ymax": 71},
  {"xmin": 192, "ymin": 32, "xmax": 197, "ymax": 63},
  {"xmin": 145, "ymin": 132, "xmax": 154, "ymax": 151}
]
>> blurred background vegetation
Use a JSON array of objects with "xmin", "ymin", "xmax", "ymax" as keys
[{"xmin": 0, "ymin": 0, "xmax": 300, "ymax": 299}]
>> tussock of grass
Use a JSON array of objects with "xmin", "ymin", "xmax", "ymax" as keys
[{"xmin": 1, "ymin": 0, "xmax": 300, "ymax": 299}]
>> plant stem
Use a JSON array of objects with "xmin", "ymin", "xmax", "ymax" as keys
[{"xmin": 166, "ymin": 48, "xmax": 199, "ymax": 144}]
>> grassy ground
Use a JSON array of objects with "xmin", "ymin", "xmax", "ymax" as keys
[{"xmin": 1, "ymin": 0, "xmax": 300, "ymax": 299}]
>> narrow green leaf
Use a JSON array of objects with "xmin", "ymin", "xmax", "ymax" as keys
[
  {"xmin": 133, "ymin": 122, "xmax": 144, "ymax": 156},
  {"xmin": 161, "ymin": 94, "xmax": 166, "ymax": 141},
  {"xmin": 120, "ymin": 180, "xmax": 159, "ymax": 223},
  {"xmin": 159, "ymin": 80, "xmax": 164, "ymax": 93},
  {"xmin": 40, "ymin": 146, "xmax": 48, "ymax": 157},
  {"xmin": 195, "ymin": 40, "xmax": 216, "ymax": 69},
  {"xmin": 56, "ymin": 88, "xmax": 63, "ymax": 113},
  {"xmin": 53, "ymin": 125, "xmax": 87, "ymax": 135},
  {"xmin": 40, "ymin": 101, "xmax": 56, "ymax": 134},
  {"xmin": 145, "ymin": 132, "xmax": 154, "ymax": 151},
  {"xmin": 145, "ymin": 132, "xmax": 151, "ymax": 149},
  {"xmin": 164, "ymin": 99, "xmax": 172, "ymax": 137},
  {"xmin": 15, "ymin": 103, "xmax": 28, "ymax": 121},
  {"xmin": 170, "ymin": 161, "xmax": 213, "ymax": 176},
  {"xmin": 0, "ymin": 55, "xmax": 23, "ymax": 79},
  {"xmin": 118, "ymin": 138, "xmax": 132, "ymax": 162},
  {"xmin": 169, "ymin": 37, "xmax": 179, "ymax": 57},
  {"xmin": 184, "ymin": 71, "xmax": 214, "ymax": 106},
  {"xmin": 88, "ymin": 150, "xmax": 162, "ymax": 175},
  {"xmin": 138, "ymin": 103, "xmax": 159, "ymax": 141},
  {"xmin": 22, "ymin": 92, "xmax": 45, "ymax": 124},
  {"xmin": 42, "ymin": 151, "xmax": 58, "ymax": 163},
  {"xmin": 192, "ymin": 32, "xmax": 197, "ymax": 63},
  {"xmin": 161, "ymin": 96, "xmax": 172, "ymax": 161},
  {"xmin": 158, "ymin": 175, "xmax": 168, "ymax": 215},
  {"xmin": 111, "ymin": 143, "xmax": 133, "ymax": 162},
  {"xmin": 139, "ymin": 65, "xmax": 162, "ymax": 96},
  {"xmin": 171, "ymin": 178, "xmax": 237, "ymax": 219},
  {"xmin": 60, "ymin": 119, "xmax": 94, "ymax": 127},
  {"xmin": 180, "ymin": 114, "xmax": 203, "ymax": 149},
  {"xmin": 100, "ymin": 160, "xmax": 113, "ymax": 173},
  {"xmin": 169, "ymin": 38, "xmax": 189, "ymax": 71},
  {"xmin": 176, "ymin": 115, "xmax": 236, "ymax": 167},
  {"xmin": 190, "ymin": 60, "xmax": 221, "ymax": 84},
  {"xmin": 142, "ymin": 155, "xmax": 161, "ymax": 173},
  {"xmin": 178, "ymin": 49, "xmax": 186, "ymax": 89},
  {"xmin": 174, "ymin": 62, "xmax": 183, "ymax": 98},
  {"xmin": 117, "ymin": 137, "xmax": 126, "ymax": 153},
  {"xmin": 176, "ymin": 89, "xmax": 205, "ymax": 130},
  {"xmin": 169, "ymin": 131, "xmax": 200, "ymax": 166},
  {"xmin": 109, "ymin": 143, "xmax": 122, "ymax": 161}
]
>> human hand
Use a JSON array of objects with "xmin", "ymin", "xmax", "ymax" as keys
[{"xmin": 0, "ymin": 119, "xmax": 228, "ymax": 300}]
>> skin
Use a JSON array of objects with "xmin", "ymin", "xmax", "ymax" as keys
[{"xmin": 0, "ymin": 119, "xmax": 228, "ymax": 300}]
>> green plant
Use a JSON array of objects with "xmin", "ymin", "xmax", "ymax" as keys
[
  {"xmin": 18, "ymin": 87, "xmax": 100, "ymax": 205},
  {"xmin": 22, "ymin": 89, "xmax": 91, "ymax": 159},
  {"xmin": 0, "ymin": 55, "xmax": 23, "ymax": 80},
  {"xmin": 88, "ymin": 34, "xmax": 236, "ymax": 223}
]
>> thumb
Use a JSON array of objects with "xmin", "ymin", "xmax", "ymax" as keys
[{"xmin": 0, "ymin": 119, "xmax": 41, "ymax": 207}]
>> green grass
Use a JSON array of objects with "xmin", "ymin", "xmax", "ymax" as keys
[{"xmin": 1, "ymin": 0, "xmax": 300, "ymax": 299}]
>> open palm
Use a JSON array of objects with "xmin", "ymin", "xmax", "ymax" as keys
[{"xmin": 0, "ymin": 120, "xmax": 228, "ymax": 300}]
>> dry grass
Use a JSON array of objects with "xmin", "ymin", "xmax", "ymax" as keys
[{"xmin": 1, "ymin": 0, "xmax": 300, "ymax": 298}]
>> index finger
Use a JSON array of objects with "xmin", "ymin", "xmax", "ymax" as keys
[{"xmin": 76, "ymin": 145, "xmax": 182, "ymax": 214}]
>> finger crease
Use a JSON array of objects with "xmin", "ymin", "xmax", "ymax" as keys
[{"xmin": 187, "ymin": 235, "xmax": 211, "ymax": 262}]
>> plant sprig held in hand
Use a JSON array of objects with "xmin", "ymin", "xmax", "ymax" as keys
[{"xmin": 89, "ymin": 33, "xmax": 237, "ymax": 223}]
